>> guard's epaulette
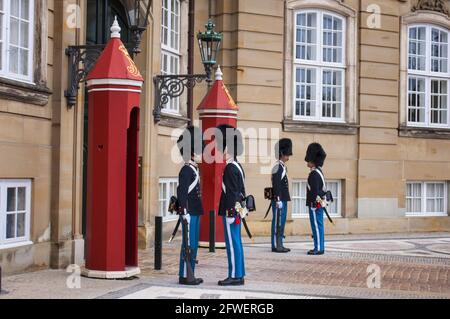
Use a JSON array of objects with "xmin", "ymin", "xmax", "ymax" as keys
[{"xmin": 271, "ymin": 162, "xmax": 280, "ymax": 175}]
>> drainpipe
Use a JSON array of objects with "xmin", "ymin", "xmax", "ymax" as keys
[
  {"xmin": 209, "ymin": 0, "xmax": 212, "ymax": 18},
  {"xmin": 187, "ymin": 0, "xmax": 195, "ymax": 124}
]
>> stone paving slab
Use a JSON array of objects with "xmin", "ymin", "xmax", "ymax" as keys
[
  {"xmin": 137, "ymin": 234, "xmax": 450, "ymax": 298},
  {"xmin": 120, "ymin": 285, "xmax": 321, "ymax": 299},
  {"xmin": 96, "ymin": 278, "xmax": 449, "ymax": 299},
  {"xmin": 1, "ymin": 233, "xmax": 449, "ymax": 299}
]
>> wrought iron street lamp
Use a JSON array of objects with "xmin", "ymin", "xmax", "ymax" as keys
[
  {"xmin": 153, "ymin": 19, "xmax": 223, "ymax": 122},
  {"xmin": 197, "ymin": 19, "xmax": 223, "ymax": 80},
  {"xmin": 122, "ymin": 0, "xmax": 152, "ymax": 54},
  {"xmin": 65, "ymin": 0, "xmax": 152, "ymax": 108}
]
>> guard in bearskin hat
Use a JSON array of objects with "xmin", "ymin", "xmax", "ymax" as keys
[
  {"xmin": 176, "ymin": 126, "xmax": 204, "ymax": 285},
  {"xmin": 216, "ymin": 124, "xmax": 247, "ymax": 286},
  {"xmin": 305, "ymin": 143, "xmax": 327, "ymax": 255},
  {"xmin": 271, "ymin": 138, "xmax": 293, "ymax": 253}
]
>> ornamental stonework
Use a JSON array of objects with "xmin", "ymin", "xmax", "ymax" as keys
[{"xmin": 411, "ymin": 0, "xmax": 449, "ymax": 16}]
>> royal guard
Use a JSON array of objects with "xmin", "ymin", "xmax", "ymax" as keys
[
  {"xmin": 216, "ymin": 124, "xmax": 246, "ymax": 286},
  {"xmin": 176, "ymin": 126, "xmax": 204, "ymax": 285},
  {"xmin": 271, "ymin": 138, "xmax": 293, "ymax": 253},
  {"xmin": 305, "ymin": 143, "xmax": 328, "ymax": 255}
]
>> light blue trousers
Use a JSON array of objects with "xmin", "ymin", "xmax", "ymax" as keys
[
  {"xmin": 271, "ymin": 201, "xmax": 288, "ymax": 249},
  {"xmin": 178, "ymin": 215, "xmax": 200, "ymax": 278},
  {"xmin": 309, "ymin": 207, "xmax": 325, "ymax": 253},
  {"xmin": 223, "ymin": 216, "xmax": 245, "ymax": 279}
]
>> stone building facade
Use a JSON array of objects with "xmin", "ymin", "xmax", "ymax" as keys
[{"xmin": 0, "ymin": 0, "xmax": 449, "ymax": 274}]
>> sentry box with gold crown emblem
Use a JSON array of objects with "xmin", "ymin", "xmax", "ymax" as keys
[
  {"xmin": 197, "ymin": 67, "xmax": 239, "ymax": 248},
  {"xmin": 82, "ymin": 18, "xmax": 143, "ymax": 279}
]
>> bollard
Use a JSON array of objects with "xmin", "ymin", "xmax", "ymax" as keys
[
  {"xmin": 209, "ymin": 210, "xmax": 216, "ymax": 253},
  {"xmin": 154, "ymin": 216, "xmax": 162, "ymax": 270},
  {"xmin": 0, "ymin": 266, "xmax": 2, "ymax": 294}
]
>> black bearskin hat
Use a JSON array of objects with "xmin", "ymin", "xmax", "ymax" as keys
[
  {"xmin": 275, "ymin": 138, "xmax": 293, "ymax": 157},
  {"xmin": 215, "ymin": 124, "xmax": 243, "ymax": 158},
  {"xmin": 305, "ymin": 143, "xmax": 327, "ymax": 167},
  {"xmin": 177, "ymin": 126, "xmax": 204, "ymax": 161}
]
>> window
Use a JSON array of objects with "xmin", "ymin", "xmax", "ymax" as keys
[
  {"xmin": 407, "ymin": 25, "xmax": 450, "ymax": 128},
  {"xmin": 0, "ymin": 0, "xmax": 34, "ymax": 83},
  {"xmin": 160, "ymin": 0, "xmax": 180, "ymax": 113},
  {"xmin": 160, "ymin": 51, "xmax": 180, "ymax": 112},
  {"xmin": 406, "ymin": 181, "xmax": 448, "ymax": 216},
  {"xmin": 291, "ymin": 179, "xmax": 342, "ymax": 218},
  {"xmin": 291, "ymin": 180, "xmax": 308, "ymax": 216},
  {"xmin": 293, "ymin": 10, "xmax": 345, "ymax": 122},
  {"xmin": 159, "ymin": 178, "xmax": 178, "ymax": 221},
  {"xmin": 0, "ymin": 180, "xmax": 31, "ymax": 247}
]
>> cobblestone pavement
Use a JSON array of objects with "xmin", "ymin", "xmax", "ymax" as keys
[{"xmin": 1, "ymin": 233, "xmax": 449, "ymax": 299}]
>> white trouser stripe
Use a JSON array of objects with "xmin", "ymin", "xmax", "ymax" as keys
[
  {"xmin": 312, "ymin": 208, "xmax": 321, "ymax": 252},
  {"xmin": 226, "ymin": 221, "xmax": 235, "ymax": 278}
]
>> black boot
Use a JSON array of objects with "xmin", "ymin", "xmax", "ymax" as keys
[
  {"xmin": 272, "ymin": 247, "xmax": 290, "ymax": 253},
  {"xmin": 179, "ymin": 277, "xmax": 203, "ymax": 285},
  {"xmin": 307, "ymin": 250, "xmax": 324, "ymax": 255},
  {"xmin": 218, "ymin": 277, "xmax": 245, "ymax": 286}
]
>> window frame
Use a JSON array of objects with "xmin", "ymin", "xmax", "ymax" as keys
[
  {"xmin": 407, "ymin": 24, "xmax": 450, "ymax": 129},
  {"xmin": 406, "ymin": 181, "xmax": 448, "ymax": 217},
  {"xmin": 161, "ymin": 0, "xmax": 180, "ymax": 54},
  {"xmin": 0, "ymin": 0, "xmax": 35, "ymax": 84},
  {"xmin": 160, "ymin": 50, "xmax": 180, "ymax": 114},
  {"xmin": 158, "ymin": 177, "xmax": 179, "ymax": 222},
  {"xmin": 292, "ymin": 9, "xmax": 346, "ymax": 123},
  {"xmin": 0, "ymin": 179, "xmax": 32, "ymax": 248},
  {"xmin": 291, "ymin": 179, "xmax": 342, "ymax": 218},
  {"xmin": 160, "ymin": 0, "xmax": 181, "ymax": 114}
]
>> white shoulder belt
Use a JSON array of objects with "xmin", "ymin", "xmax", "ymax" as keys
[
  {"xmin": 222, "ymin": 161, "xmax": 245, "ymax": 193},
  {"xmin": 187, "ymin": 164, "xmax": 199, "ymax": 194},
  {"xmin": 307, "ymin": 168, "xmax": 326, "ymax": 191}
]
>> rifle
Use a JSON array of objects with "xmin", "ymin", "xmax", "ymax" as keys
[
  {"xmin": 275, "ymin": 206, "xmax": 283, "ymax": 250},
  {"xmin": 181, "ymin": 215, "xmax": 197, "ymax": 282}
]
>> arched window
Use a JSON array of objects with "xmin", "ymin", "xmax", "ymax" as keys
[
  {"xmin": 284, "ymin": 0, "xmax": 357, "ymax": 132},
  {"xmin": 293, "ymin": 10, "xmax": 345, "ymax": 121},
  {"xmin": 400, "ymin": 11, "xmax": 450, "ymax": 133},
  {"xmin": 407, "ymin": 24, "xmax": 449, "ymax": 127}
]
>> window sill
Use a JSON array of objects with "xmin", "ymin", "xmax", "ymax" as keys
[
  {"xmin": 0, "ymin": 240, "xmax": 33, "ymax": 251},
  {"xmin": 0, "ymin": 77, "xmax": 52, "ymax": 106},
  {"xmin": 399, "ymin": 125, "xmax": 450, "ymax": 140},
  {"xmin": 405, "ymin": 213, "xmax": 448, "ymax": 217},
  {"xmin": 159, "ymin": 112, "xmax": 190, "ymax": 128},
  {"xmin": 163, "ymin": 216, "xmax": 179, "ymax": 223},
  {"xmin": 283, "ymin": 119, "xmax": 358, "ymax": 135},
  {"xmin": 291, "ymin": 214, "xmax": 342, "ymax": 219}
]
